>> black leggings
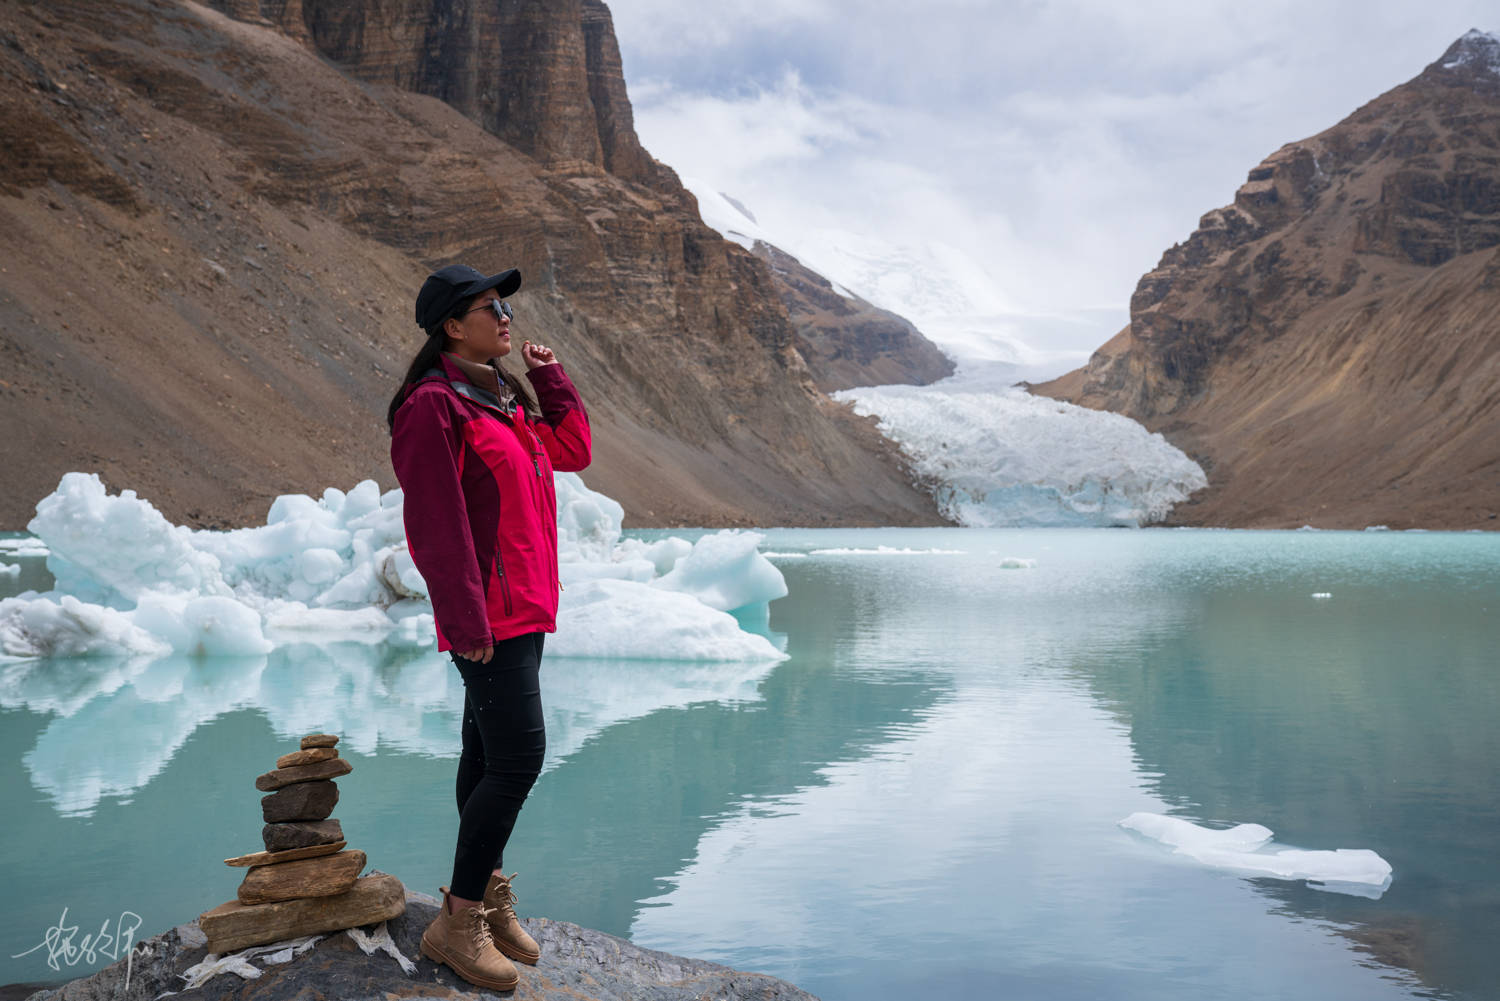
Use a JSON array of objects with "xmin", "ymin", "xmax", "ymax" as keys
[{"xmin": 449, "ymin": 632, "xmax": 547, "ymax": 901}]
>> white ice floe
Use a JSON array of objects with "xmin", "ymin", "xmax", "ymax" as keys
[
  {"xmin": 0, "ymin": 562, "xmax": 19, "ymax": 577},
  {"xmin": 834, "ymin": 367, "xmax": 1206, "ymax": 527},
  {"xmin": 809, "ymin": 546, "xmax": 965, "ymax": 556},
  {"xmin": 1120, "ymin": 812, "xmax": 1393, "ymax": 898},
  {"xmin": 0, "ymin": 593, "xmax": 170, "ymax": 660},
  {"xmin": 1311, "ymin": 592, "xmax": 1332, "ymax": 600},
  {"xmin": 651, "ymin": 530, "xmax": 789, "ymax": 612},
  {"xmin": 0, "ymin": 538, "xmax": 49, "ymax": 557},
  {"xmin": 551, "ymin": 579, "xmax": 784, "ymax": 661},
  {"xmin": 998, "ymin": 557, "xmax": 1037, "ymax": 569},
  {"xmin": 0, "ymin": 472, "xmax": 787, "ymax": 662}
]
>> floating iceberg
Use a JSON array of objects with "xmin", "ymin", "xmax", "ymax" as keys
[
  {"xmin": 1120, "ymin": 812, "xmax": 1393, "ymax": 898},
  {"xmin": 0, "ymin": 472, "xmax": 787, "ymax": 663},
  {"xmin": 834, "ymin": 368, "xmax": 1206, "ymax": 527}
]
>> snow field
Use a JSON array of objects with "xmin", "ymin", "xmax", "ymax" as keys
[{"xmin": 0, "ymin": 472, "xmax": 787, "ymax": 662}]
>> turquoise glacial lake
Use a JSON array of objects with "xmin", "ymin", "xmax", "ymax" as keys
[{"xmin": 2, "ymin": 527, "xmax": 1497, "ymax": 1000}]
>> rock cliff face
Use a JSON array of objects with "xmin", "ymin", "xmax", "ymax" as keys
[
  {"xmin": 0, "ymin": 0, "xmax": 942, "ymax": 528},
  {"xmin": 752, "ymin": 240, "xmax": 955, "ymax": 392},
  {"xmin": 1035, "ymin": 30, "xmax": 1500, "ymax": 529}
]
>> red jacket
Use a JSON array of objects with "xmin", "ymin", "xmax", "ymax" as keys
[{"xmin": 390, "ymin": 355, "xmax": 591, "ymax": 652}]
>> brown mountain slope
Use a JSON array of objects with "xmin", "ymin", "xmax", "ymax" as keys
[
  {"xmin": 0, "ymin": 0, "xmax": 944, "ymax": 530},
  {"xmin": 1034, "ymin": 30, "xmax": 1500, "ymax": 529}
]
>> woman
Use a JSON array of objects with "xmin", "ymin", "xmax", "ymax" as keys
[{"xmin": 388, "ymin": 263, "xmax": 590, "ymax": 991}]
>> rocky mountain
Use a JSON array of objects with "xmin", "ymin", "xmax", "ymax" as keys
[
  {"xmin": 0, "ymin": 0, "xmax": 943, "ymax": 530},
  {"xmin": 1034, "ymin": 29, "xmax": 1500, "ymax": 529},
  {"xmin": 751, "ymin": 239, "xmax": 955, "ymax": 392},
  {"xmin": 683, "ymin": 182, "xmax": 955, "ymax": 392}
]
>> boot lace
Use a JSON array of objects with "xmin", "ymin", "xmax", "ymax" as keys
[
  {"xmin": 469, "ymin": 904, "xmax": 499, "ymax": 950},
  {"xmin": 492, "ymin": 873, "xmax": 522, "ymax": 920}
]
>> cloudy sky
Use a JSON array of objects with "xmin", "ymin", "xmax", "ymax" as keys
[{"xmin": 605, "ymin": 1, "xmax": 1494, "ymax": 371}]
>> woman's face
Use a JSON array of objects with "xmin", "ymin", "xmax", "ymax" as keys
[{"xmin": 446, "ymin": 289, "xmax": 512, "ymax": 362}]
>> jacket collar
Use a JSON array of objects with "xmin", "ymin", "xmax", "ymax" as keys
[{"xmin": 436, "ymin": 353, "xmax": 517, "ymax": 416}]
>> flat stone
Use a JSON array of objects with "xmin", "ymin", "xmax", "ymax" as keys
[
  {"xmin": 263, "ymin": 818, "xmax": 343, "ymax": 852},
  {"xmin": 255, "ymin": 756, "xmax": 351, "ymax": 791},
  {"xmin": 200, "ymin": 872, "xmax": 403, "ymax": 954},
  {"xmin": 300, "ymin": 733, "xmax": 339, "ymax": 749},
  {"xmin": 276, "ymin": 746, "xmax": 338, "ymax": 769},
  {"xmin": 224, "ymin": 840, "xmax": 346, "ymax": 868},
  {"xmin": 261, "ymin": 778, "xmax": 339, "ymax": 823},
  {"xmin": 237, "ymin": 849, "xmax": 366, "ymax": 905}
]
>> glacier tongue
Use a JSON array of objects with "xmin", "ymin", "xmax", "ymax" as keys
[{"xmin": 834, "ymin": 366, "xmax": 1207, "ymax": 527}]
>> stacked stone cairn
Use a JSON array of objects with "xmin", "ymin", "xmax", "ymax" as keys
[{"xmin": 198, "ymin": 734, "xmax": 405, "ymax": 953}]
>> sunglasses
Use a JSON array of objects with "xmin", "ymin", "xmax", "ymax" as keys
[{"xmin": 463, "ymin": 299, "xmax": 513, "ymax": 321}]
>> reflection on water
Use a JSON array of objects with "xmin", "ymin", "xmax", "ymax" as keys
[
  {"xmin": 0, "ymin": 643, "xmax": 784, "ymax": 817},
  {"xmin": 3, "ymin": 528, "xmax": 1498, "ymax": 1001}
]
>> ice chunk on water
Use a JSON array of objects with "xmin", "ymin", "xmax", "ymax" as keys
[
  {"xmin": 553, "ymin": 579, "xmax": 787, "ymax": 661},
  {"xmin": 0, "ymin": 562, "xmax": 19, "ymax": 577},
  {"xmin": 12, "ymin": 471, "xmax": 787, "ymax": 663},
  {"xmin": 131, "ymin": 593, "xmax": 273, "ymax": 657},
  {"xmin": 809, "ymin": 546, "xmax": 965, "ymax": 556},
  {"xmin": 0, "ymin": 594, "xmax": 170, "ymax": 660},
  {"xmin": 835, "ymin": 369, "xmax": 1206, "ymax": 527},
  {"xmin": 555, "ymin": 472, "xmax": 625, "ymax": 564},
  {"xmin": 31, "ymin": 473, "xmax": 231, "ymax": 603},
  {"xmin": 652, "ymin": 531, "xmax": 788, "ymax": 612},
  {"xmin": 1122, "ymin": 812, "xmax": 1273, "ymax": 851},
  {"xmin": 1311, "ymin": 592, "xmax": 1332, "ymax": 600},
  {"xmin": 1120, "ymin": 812, "xmax": 1393, "ymax": 897}
]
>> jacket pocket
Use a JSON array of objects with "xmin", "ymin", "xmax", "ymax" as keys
[{"xmin": 494, "ymin": 549, "xmax": 514, "ymax": 617}]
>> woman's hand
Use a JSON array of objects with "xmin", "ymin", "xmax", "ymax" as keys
[
  {"xmin": 458, "ymin": 644, "xmax": 494, "ymax": 664},
  {"xmin": 521, "ymin": 340, "xmax": 557, "ymax": 370}
]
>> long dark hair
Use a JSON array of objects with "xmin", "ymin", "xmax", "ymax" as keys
[{"xmin": 386, "ymin": 294, "xmax": 538, "ymax": 432}]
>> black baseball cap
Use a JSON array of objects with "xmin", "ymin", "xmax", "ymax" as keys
[{"xmin": 415, "ymin": 264, "xmax": 522, "ymax": 332}]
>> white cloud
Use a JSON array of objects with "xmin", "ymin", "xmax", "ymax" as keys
[{"xmin": 612, "ymin": 0, "xmax": 1497, "ymax": 363}]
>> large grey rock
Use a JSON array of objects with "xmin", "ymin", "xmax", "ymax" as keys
[{"xmin": 23, "ymin": 880, "xmax": 819, "ymax": 1001}]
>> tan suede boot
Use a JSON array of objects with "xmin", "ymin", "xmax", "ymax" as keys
[
  {"xmin": 482, "ymin": 872, "xmax": 541, "ymax": 965},
  {"xmin": 419, "ymin": 887, "xmax": 520, "ymax": 991}
]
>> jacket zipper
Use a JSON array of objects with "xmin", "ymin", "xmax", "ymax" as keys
[{"xmin": 494, "ymin": 549, "xmax": 514, "ymax": 617}]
